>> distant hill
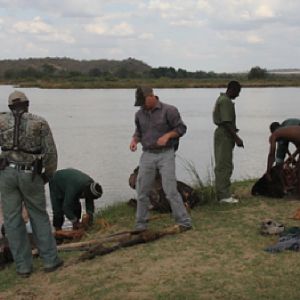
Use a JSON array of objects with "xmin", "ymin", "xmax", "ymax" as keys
[{"xmin": 0, "ymin": 57, "xmax": 152, "ymax": 77}]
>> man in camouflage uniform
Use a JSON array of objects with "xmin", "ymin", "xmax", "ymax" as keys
[
  {"xmin": 0, "ymin": 91, "xmax": 62, "ymax": 277},
  {"xmin": 213, "ymin": 81, "xmax": 244, "ymax": 203}
]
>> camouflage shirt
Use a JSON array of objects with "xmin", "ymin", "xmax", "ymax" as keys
[{"xmin": 0, "ymin": 111, "xmax": 57, "ymax": 177}]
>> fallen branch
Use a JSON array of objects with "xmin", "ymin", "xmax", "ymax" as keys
[
  {"xmin": 56, "ymin": 232, "xmax": 133, "ymax": 252},
  {"xmin": 77, "ymin": 225, "xmax": 183, "ymax": 262},
  {"xmin": 31, "ymin": 231, "xmax": 134, "ymax": 255}
]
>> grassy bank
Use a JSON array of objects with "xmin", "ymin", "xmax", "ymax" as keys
[
  {"xmin": 2, "ymin": 77, "xmax": 300, "ymax": 89},
  {"xmin": 1, "ymin": 180, "xmax": 300, "ymax": 300}
]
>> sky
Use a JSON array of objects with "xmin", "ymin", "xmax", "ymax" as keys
[{"xmin": 0, "ymin": 0, "xmax": 299, "ymax": 72}]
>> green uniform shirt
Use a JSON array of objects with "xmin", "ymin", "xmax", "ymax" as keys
[
  {"xmin": 49, "ymin": 168, "xmax": 94, "ymax": 222},
  {"xmin": 213, "ymin": 93, "xmax": 236, "ymax": 130}
]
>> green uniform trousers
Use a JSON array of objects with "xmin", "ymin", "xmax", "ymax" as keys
[
  {"xmin": 214, "ymin": 126, "xmax": 235, "ymax": 200},
  {"xmin": 0, "ymin": 167, "xmax": 60, "ymax": 274}
]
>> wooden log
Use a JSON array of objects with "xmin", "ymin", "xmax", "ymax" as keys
[
  {"xmin": 55, "ymin": 232, "xmax": 133, "ymax": 252},
  {"xmin": 77, "ymin": 225, "xmax": 182, "ymax": 262}
]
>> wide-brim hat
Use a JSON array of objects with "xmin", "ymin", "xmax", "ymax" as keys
[{"xmin": 134, "ymin": 86, "xmax": 153, "ymax": 106}]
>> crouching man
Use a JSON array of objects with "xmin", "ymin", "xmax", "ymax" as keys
[
  {"xmin": 49, "ymin": 168, "xmax": 103, "ymax": 231},
  {"xmin": 266, "ymin": 126, "xmax": 300, "ymax": 195}
]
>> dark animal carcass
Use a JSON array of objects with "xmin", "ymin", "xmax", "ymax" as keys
[
  {"xmin": 128, "ymin": 167, "xmax": 201, "ymax": 213},
  {"xmin": 251, "ymin": 166, "xmax": 285, "ymax": 198},
  {"xmin": 0, "ymin": 237, "xmax": 13, "ymax": 270}
]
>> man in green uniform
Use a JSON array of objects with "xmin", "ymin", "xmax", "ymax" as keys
[
  {"xmin": 269, "ymin": 118, "xmax": 300, "ymax": 164},
  {"xmin": 213, "ymin": 81, "xmax": 244, "ymax": 203},
  {"xmin": 0, "ymin": 91, "xmax": 63, "ymax": 277},
  {"xmin": 49, "ymin": 168, "xmax": 103, "ymax": 231}
]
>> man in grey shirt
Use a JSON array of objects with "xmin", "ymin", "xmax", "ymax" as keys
[{"xmin": 129, "ymin": 87, "xmax": 192, "ymax": 231}]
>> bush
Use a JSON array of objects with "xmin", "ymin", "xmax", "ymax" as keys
[{"xmin": 248, "ymin": 66, "xmax": 267, "ymax": 80}]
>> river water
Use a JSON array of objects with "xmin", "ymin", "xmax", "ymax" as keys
[{"xmin": 0, "ymin": 85, "xmax": 300, "ymax": 210}]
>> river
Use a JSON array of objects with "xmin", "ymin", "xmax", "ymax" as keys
[{"xmin": 0, "ymin": 85, "xmax": 299, "ymax": 210}]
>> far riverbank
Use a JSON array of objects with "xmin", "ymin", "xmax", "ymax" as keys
[{"xmin": 1, "ymin": 77, "xmax": 300, "ymax": 89}]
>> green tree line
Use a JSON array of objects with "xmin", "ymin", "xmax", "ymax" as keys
[
  {"xmin": 2, "ymin": 64, "xmax": 297, "ymax": 82},
  {"xmin": 2, "ymin": 64, "xmax": 236, "ymax": 80}
]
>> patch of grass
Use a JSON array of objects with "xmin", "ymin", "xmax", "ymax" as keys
[
  {"xmin": 2, "ymin": 180, "xmax": 300, "ymax": 299},
  {"xmin": 179, "ymin": 156, "xmax": 217, "ymax": 205},
  {"xmin": 0, "ymin": 265, "xmax": 19, "ymax": 292},
  {"xmin": 93, "ymin": 202, "xmax": 136, "ymax": 230}
]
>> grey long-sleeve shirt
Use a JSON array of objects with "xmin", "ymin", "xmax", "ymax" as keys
[{"xmin": 133, "ymin": 101, "xmax": 187, "ymax": 151}]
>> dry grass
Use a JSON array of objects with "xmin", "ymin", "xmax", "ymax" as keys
[{"xmin": 1, "ymin": 183, "xmax": 300, "ymax": 300}]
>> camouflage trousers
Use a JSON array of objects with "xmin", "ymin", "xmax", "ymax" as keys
[
  {"xmin": 214, "ymin": 127, "xmax": 235, "ymax": 200},
  {"xmin": 0, "ymin": 167, "xmax": 60, "ymax": 274},
  {"xmin": 135, "ymin": 149, "xmax": 192, "ymax": 230}
]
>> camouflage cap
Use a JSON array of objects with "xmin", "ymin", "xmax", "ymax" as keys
[
  {"xmin": 8, "ymin": 91, "xmax": 29, "ymax": 106},
  {"xmin": 134, "ymin": 86, "xmax": 153, "ymax": 106}
]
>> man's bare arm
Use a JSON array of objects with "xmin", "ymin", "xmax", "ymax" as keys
[{"xmin": 267, "ymin": 136, "xmax": 276, "ymax": 175}]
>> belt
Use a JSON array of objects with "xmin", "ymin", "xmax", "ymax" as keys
[
  {"xmin": 8, "ymin": 163, "xmax": 34, "ymax": 172},
  {"xmin": 145, "ymin": 147, "xmax": 172, "ymax": 154}
]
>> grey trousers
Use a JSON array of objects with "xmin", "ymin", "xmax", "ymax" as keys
[
  {"xmin": 0, "ymin": 167, "xmax": 61, "ymax": 274},
  {"xmin": 135, "ymin": 149, "xmax": 192, "ymax": 229}
]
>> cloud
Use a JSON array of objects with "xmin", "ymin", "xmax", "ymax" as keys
[
  {"xmin": 110, "ymin": 22, "xmax": 134, "ymax": 36},
  {"xmin": 0, "ymin": 0, "xmax": 104, "ymax": 18},
  {"xmin": 0, "ymin": 0, "xmax": 299, "ymax": 71},
  {"xmin": 196, "ymin": 0, "xmax": 213, "ymax": 14},
  {"xmin": 24, "ymin": 42, "xmax": 49, "ymax": 56},
  {"xmin": 13, "ymin": 17, "xmax": 53, "ymax": 34},
  {"xmin": 12, "ymin": 17, "xmax": 75, "ymax": 43},
  {"xmin": 170, "ymin": 19, "xmax": 205, "ymax": 27},
  {"xmin": 138, "ymin": 33, "xmax": 154, "ymax": 40},
  {"xmin": 246, "ymin": 34, "xmax": 264, "ymax": 44},
  {"xmin": 109, "ymin": 47, "xmax": 124, "ymax": 56},
  {"xmin": 144, "ymin": 0, "xmax": 291, "ymax": 31},
  {"xmin": 217, "ymin": 28, "xmax": 265, "ymax": 45},
  {"xmin": 85, "ymin": 22, "xmax": 108, "ymax": 35},
  {"xmin": 85, "ymin": 20, "xmax": 134, "ymax": 37},
  {"xmin": 254, "ymin": 4, "xmax": 275, "ymax": 18},
  {"xmin": 148, "ymin": 0, "xmax": 173, "ymax": 12}
]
